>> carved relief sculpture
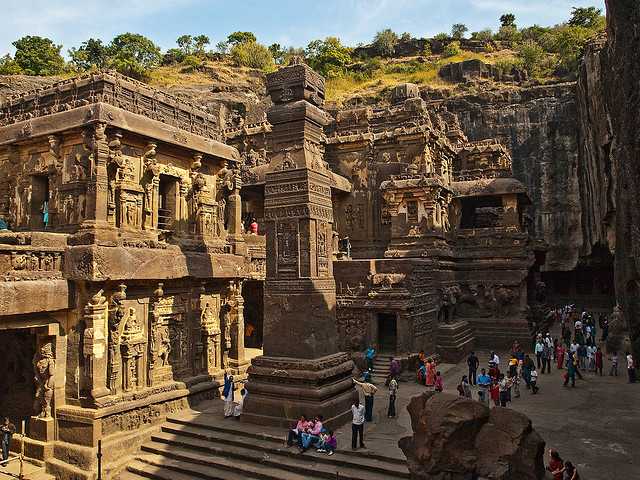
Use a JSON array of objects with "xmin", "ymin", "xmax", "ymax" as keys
[{"xmin": 33, "ymin": 342, "xmax": 55, "ymax": 418}]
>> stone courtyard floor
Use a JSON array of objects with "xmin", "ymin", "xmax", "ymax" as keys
[{"xmin": 344, "ymin": 349, "xmax": 640, "ymax": 479}]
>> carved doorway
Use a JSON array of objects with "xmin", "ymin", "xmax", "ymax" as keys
[
  {"xmin": 0, "ymin": 329, "xmax": 36, "ymax": 428},
  {"xmin": 377, "ymin": 312, "xmax": 397, "ymax": 354},
  {"xmin": 242, "ymin": 280, "xmax": 263, "ymax": 349},
  {"xmin": 30, "ymin": 174, "xmax": 49, "ymax": 230}
]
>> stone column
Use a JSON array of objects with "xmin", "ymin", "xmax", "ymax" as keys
[
  {"xmin": 82, "ymin": 289, "xmax": 110, "ymax": 402},
  {"xmin": 226, "ymin": 280, "xmax": 246, "ymax": 371},
  {"xmin": 243, "ymin": 61, "xmax": 357, "ymax": 428}
]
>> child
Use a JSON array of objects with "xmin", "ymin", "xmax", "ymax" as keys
[
  {"xmin": 530, "ymin": 367, "xmax": 539, "ymax": 394},
  {"xmin": 490, "ymin": 379, "xmax": 500, "ymax": 407},
  {"xmin": 316, "ymin": 430, "xmax": 336, "ymax": 456},
  {"xmin": 434, "ymin": 371, "xmax": 443, "ymax": 392}
]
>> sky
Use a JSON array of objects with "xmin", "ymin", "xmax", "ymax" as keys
[{"xmin": 1, "ymin": 0, "xmax": 606, "ymax": 57}]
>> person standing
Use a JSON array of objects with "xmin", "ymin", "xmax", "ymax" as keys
[
  {"xmin": 365, "ymin": 345, "xmax": 376, "ymax": 373},
  {"xmin": 351, "ymin": 399, "xmax": 366, "ymax": 450},
  {"xmin": 425, "ymin": 358, "xmax": 437, "ymax": 389},
  {"xmin": 222, "ymin": 373, "xmax": 235, "ymax": 418},
  {"xmin": 529, "ymin": 367, "xmax": 539, "ymax": 394},
  {"xmin": 1, "ymin": 417, "xmax": 16, "ymax": 465},
  {"xmin": 498, "ymin": 374, "xmax": 513, "ymax": 407},
  {"xmin": 543, "ymin": 343, "xmax": 552, "ymax": 374},
  {"xmin": 626, "ymin": 352, "xmax": 636, "ymax": 383},
  {"xmin": 595, "ymin": 347, "xmax": 603, "ymax": 376},
  {"xmin": 564, "ymin": 353, "xmax": 577, "ymax": 388},
  {"xmin": 458, "ymin": 375, "xmax": 472, "ymax": 398},
  {"xmin": 535, "ymin": 340, "xmax": 544, "ymax": 369},
  {"xmin": 467, "ymin": 351, "xmax": 479, "ymax": 385},
  {"xmin": 477, "ymin": 368, "xmax": 491, "ymax": 406},
  {"xmin": 353, "ymin": 378, "xmax": 377, "ymax": 422},
  {"xmin": 249, "ymin": 218, "xmax": 259, "ymax": 235},
  {"xmin": 387, "ymin": 376, "xmax": 398, "ymax": 418},
  {"xmin": 556, "ymin": 343, "xmax": 566, "ymax": 370}
]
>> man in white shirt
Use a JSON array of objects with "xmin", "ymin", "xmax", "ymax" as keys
[
  {"xmin": 351, "ymin": 399, "xmax": 366, "ymax": 449},
  {"xmin": 490, "ymin": 351, "xmax": 500, "ymax": 366}
]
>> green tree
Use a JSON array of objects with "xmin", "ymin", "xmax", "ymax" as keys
[
  {"xmin": 433, "ymin": 33, "xmax": 449, "ymax": 42},
  {"xmin": 373, "ymin": 29, "xmax": 399, "ymax": 57},
  {"xmin": 69, "ymin": 38, "xmax": 108, "ymax": 71},
  {"xmin": 230, "ymin": 41, "xmax": 274, "ymax": 70},
  {"xmin": 305, "ymin": 37, "xmax": 352, "ymax": 77},
  {"xmin": 568, "ymin": 6, "xmax": 604, "ymax": 29},
  {"xmin": 107, "ymin": 33, "xmax": 161, "ymax": 80},
  {"xmin": 12, "ymin": 36, "xmax": 65, "ymax": 76},
  {"xmin": 451, "ymin": 24, "xmax": 468, "ymax": 40},
  {"xmin": 443, "ymin": 41, "xmax": 462, "ymax": 57},
  {"xmin": 540, "ymin": 25, "xmax": 593, "ymax": 76},
  {"xmin": 400, "ymin": 32, "xmax": 412, "ymax": 42},
  {"xmin": 516, "ymin": 40, "xmax": 545, "ymax": 77},
  {"xmin": 471, "ymin": 29, "xmax": 493, "ymax": 41},
  {"xmin": 176, "ymin": 35, "xmax": 193, "ymax": 55},
  {"xmin": 520, "ymin": 25, "xmax": 551, "ymax": 42},
  {"xmin": 193, "ymin": 35, "xmax": 210, "ymax": 55},
  {"xmin": 227, "ymin": 32, "xmax": 257, "ymax": 46},
  {"xmin": 500, "ymin": 13, "xmax": 516, "ymax": 28},
  {"xmin": 0, "ymin": 54, "xmax": 22, "ymax": 74},
  {"xmin": 216, "ymin": 41, "xmax": 229, "ymax": 54},
  {"xmin": 496, "ymin": 25, "xmax": 521, "ymax": 42},
  {"xmin": 268, "ymin": 43, "xmax": 284, "ymax": 63}
]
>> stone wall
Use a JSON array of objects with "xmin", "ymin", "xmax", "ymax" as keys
[
  {"xmin": 603, "ymin": 0, "xmax": 640, "ymax": 359},
  {"xmin": 427, "ymin": 83, "xmax": 582, "ymax": 271}
]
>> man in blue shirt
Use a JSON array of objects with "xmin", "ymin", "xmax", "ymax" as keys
[{"xmin": 477, "ymin": 368, "xmax": 491, "ymax": 406}]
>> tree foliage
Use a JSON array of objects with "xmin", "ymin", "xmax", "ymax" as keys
[
  {"xmin": 516, "ymin": 40, "xmax": 545, "ymax": 76},
  {"xmin": 12, "ymin": 36, "xmax": 65, "ymax": 76},
  {"xmin": 0, "ymin": 54, "xmax": 22, "ymax": 74},
  {"xmin": 69, "ymin": 38, "xmax": 108, "ymax": 71},
  {"xmin": 305, "ymin": 37, "xmax": 352, "ymax": 77},
  {"xmin": 451, "ymin": 24, "xmax": 468, "ymax": 40},
  {"xmin": 107, "ymin": 33, "xmax": 162, "ymax": 80},
  {"xmin": 230, "ymin": 41, "xmax": 274, "ymax": 71},
  {"xmin": 500, "ymin": 13, "xmax": 516, "ymax": 28},
  {"xmin": 433, "ymin": 33, "xmax": 449, "ymax": 42},
  {"xmin": 471, "ymin": 29, "xmax": 493, "ymax": 41},
  {"xmin": 373, "ymin": 29, "xmax": 399, "ymax": 57},
  {"xmin": 568, "ymin": 7, "xmax": 604, "ymax": 29},
  {"xmin": 443, "ymin": 41, "xmax": 461, "ymax": 57},
  {"xmin": 227, "ymin": 32, "xmax": 257, "ymax": 46}
]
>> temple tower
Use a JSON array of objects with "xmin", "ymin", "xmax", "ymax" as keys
[{"xmin": 242, "ymin": 61, "xmax": 357, "ymax": 427}]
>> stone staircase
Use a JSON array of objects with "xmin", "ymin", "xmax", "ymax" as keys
[
  {"xmin": 370, "ymin": 354, "xmax": 393, "ymax": 383},
  {"xmin": 118, "ymin": 411, "xmax": 410, "ymax": 480}
]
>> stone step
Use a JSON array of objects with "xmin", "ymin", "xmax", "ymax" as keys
[
  {"xmin": 131, "ymin": 453, "xmax": 276, "ymax": 480},
  {"xmin": 141, "ymin": 439, "xmax": 403, "ymax": 480},
  {"xmin": 165, "ymin": 416, "xmax": 407, "ymax": 469},
  {"xmin": 159, "ymin": 423, "xmax": 408, "ymax": 478}
]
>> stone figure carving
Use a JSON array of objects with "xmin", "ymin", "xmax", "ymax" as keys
[
  {"xmin": 33, "ymin": 342, "xmax": 55, "ymax": 418},
  {"xmin": 157, "ymin": 325, "xmax": 171, "ymax": 367}
]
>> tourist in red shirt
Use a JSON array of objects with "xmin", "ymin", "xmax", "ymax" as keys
[
  {"xmin": 249, "ymin": 218, "xmax": 258, "ymax": 235},
  {"xmin": 546, "ymin": 449, "xmax": 565, "ymax": 480},
  {"xmin": 595, "ymin": 347, "xmax": 604, "ymax": 376}
]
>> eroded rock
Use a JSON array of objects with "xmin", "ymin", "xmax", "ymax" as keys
[{"xmin": 399, "ymin": 392, "xmax": 545, "ymax": 480}]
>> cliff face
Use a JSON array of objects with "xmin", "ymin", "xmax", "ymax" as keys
[
  {"xmin": 605, "ymin": 0, "xmax": 640, "ymax": 357},
  {"xmin": 576, "ymin": 36, "xmax": 615, "ymax": 259},
  {"xmin": 428, "ymin": 83, "xmax": 582, "ymax": 271}
]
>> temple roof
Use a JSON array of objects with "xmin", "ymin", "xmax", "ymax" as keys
[{"xmin": 452, "ymin": 177, "xmax": 529, "ymax": 200}]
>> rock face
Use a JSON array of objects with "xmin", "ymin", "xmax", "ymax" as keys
[
  {"xmin": 429, "ymin": 83, "xmax": 581, "ymax": 271},
  {"xmin": 399, "ymin": 392, "xmax": 545, "ymax": 480},
  {"xmin": 604, "ymin": 0, "xmax": 640, "ymax": 358}
]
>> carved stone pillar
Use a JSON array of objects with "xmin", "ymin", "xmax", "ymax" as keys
[
  {"xmin": 226, "ymin": 280, "xmax": 246, "ymax": 370},
  {"xmin": 200, "ymin": 295, "xmax": 222, "ymax": 375},
  {"xmin": 243, "ymin": 61, "xmax": 357, "ymax": 428},
  {"xmin": 83, "ymin": 289, "xmax": 110, "ymax": 402}
]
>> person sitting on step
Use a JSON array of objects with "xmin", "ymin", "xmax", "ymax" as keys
[{"xmin": 316, "ymin": 429, "xmax": 337, "ymax": 456}]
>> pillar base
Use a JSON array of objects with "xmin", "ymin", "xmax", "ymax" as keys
[
  {"xmin": 436, "ymin": 320, "xmax": 475, "ymax": 363},
  {"xmin": 242, "ymin": 352, "xmax": 358, "ymax": 429}
]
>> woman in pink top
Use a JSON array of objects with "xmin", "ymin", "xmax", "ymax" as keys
[
  {"xmin": 425, "ymin": 358, "xmax": 437, "ymax": 388},
  {"xmin": 286, "ymin": 415, "xmax": 308, "ymax": 447}
]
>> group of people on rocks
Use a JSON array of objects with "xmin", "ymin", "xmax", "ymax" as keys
[{"xmin": 286, "ymin": 414, "xmax": 337, "ymax": 455}]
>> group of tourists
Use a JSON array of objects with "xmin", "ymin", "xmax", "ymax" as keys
[
  {"xmin": 416, "ymin": 352, "xmax": 444, "ymax": 392},
  {"xmin": 286, "ymin": 414, "xmax": 337, "ymax": 455},
  {"xmin": 0, "ymin": 417, "xmax": 16, "ymax": 467}
]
